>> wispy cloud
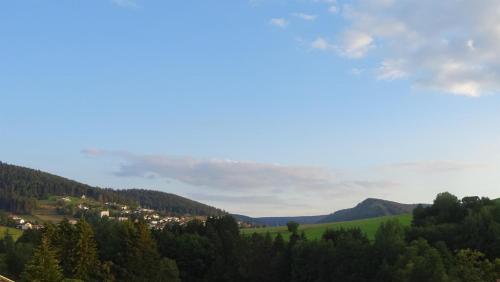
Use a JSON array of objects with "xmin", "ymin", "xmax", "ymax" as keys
[
  {"xmin": 111, "ymin": 0, "xmax": 138, "ymax": 8},
  {"xmin": 292, "ymin": 13, "xmax": 317, "ymax": 21},
  {"xmin": 82, "ymin": 149, "xmax": 338, "ymax": 191},
  {"xmin": 270, "ymin": 18, "xmax": 288, "ymax": 28},
  {"xmin": 311, "ymin": 37, "xmax": 332, "ymax": 51},
  {"xmin": 310, "ymin": 31, "xmax": 374, "ymax": 58},
  {"xmin": 82, "ymin": 149, "xmax": 399, "ymax": 195}
]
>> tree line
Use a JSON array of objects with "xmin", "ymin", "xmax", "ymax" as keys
[{"xmin": 0, "ymin": 192, "xmax": 499, "ymax": 281}]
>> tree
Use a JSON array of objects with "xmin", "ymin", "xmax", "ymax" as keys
[
  {"xmin": 394, "ymin": 239, "xmax": 448, "ymax": 282},
  {"xmin": 374, "ymin": 219, "xmax": 406, "ymax": 264},
  {"xmin": 21, "ymin": 235, "xmax": 64, "ymax": 282},
  {"xmin": 287, "ymin": 221, "xmax": 299, "ymax": 234},
  {"xmin": 449, "ymin": 249, "xmax": 500, "ymax": 282},
  {"xmin": 158, "ymin": 258, "xmax": 181, "ymax": 282},
  {"xmin": 73, "ymin": 219, "xmax": 100, "ymax": 281},
  {"xmin": 126, "ymin": 221, "xmax": 162, "ymax": 281}
]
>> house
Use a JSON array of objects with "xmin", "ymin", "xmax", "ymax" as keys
[
  {"xmin": 118, "ymin": 217, "xmax": 128, "ymax": 222},
  {"xmin": 77, "ymin": 204, "xmax": 89, "ymax": 210},
  {"xmin": 21, "ymin": 222, "xmax": 33, "ymax": 230},
  {"xmin": 100, "ymin": 210, "xmax": 110, "ymax": 218},
  {"xmin": 69, "ymin": 219, "xmax": 78, "ymax": 225}
]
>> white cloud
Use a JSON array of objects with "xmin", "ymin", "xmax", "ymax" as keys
[
  {"xmin": 335, "ymin": 0, "xmax": 500, "ymax": 96},
  {"xmin": 328, "ymin": 5, "xmax": 338, "ymax": 14},
  {"xmin": 292, "ymin": 13, "xmax": 318, "ymax": 21},
  {"xmin": 111, "ymin": 0, "xmax": 138, "ymax": 8},
  {"xmin": 270, "ymin": 18, "xmax": 288, "ymax": 28},
  {"xmin": 339, "ymin": 30, "xmax": 374, "ymax": 58},
  {"xmin": 311, "ymin": 37, "xmax": 330, "ymax": 50},
  {"xmin": 376, "ymin": 59, "xmax": 407, "ymax": 80}
]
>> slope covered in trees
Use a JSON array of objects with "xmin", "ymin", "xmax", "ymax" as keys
[{"xmin": 0, "ymin": 162, "xmax": 224, "ymax": 216}]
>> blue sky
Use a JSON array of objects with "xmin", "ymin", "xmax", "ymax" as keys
[{"xmin": 2, "ymin": 0, "xmax": 500, "ymax": 216}]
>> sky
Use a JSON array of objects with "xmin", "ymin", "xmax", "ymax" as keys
[{"xmin": 2, "ymin": 0, "xmax": 500, "ymax": 217}]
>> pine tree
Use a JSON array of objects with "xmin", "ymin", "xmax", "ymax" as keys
[
  {"xmin": 73, "ymin": 219, "xmax": 100, "ymax": 281},
  {"xmin": 127, "ymin": 221, "xmax": 161, "ymax": 281},
  {"xmin": 56, "ymin": 218, "xmax": 77, "ymax": 277},
  {"xmin": 21, "ymin": 235, "xmax": 64, "ymax": 282}
]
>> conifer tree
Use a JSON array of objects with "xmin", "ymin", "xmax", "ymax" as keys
[
  {"xmin": 21, "ymin": 235, "xmax": 64, "ymax": 282},
  {"xmin": 73, "ymin": 219, "xmax": 100, "ymax": 281}
]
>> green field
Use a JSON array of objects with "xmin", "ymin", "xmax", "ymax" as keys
[
  {"xmin": 0, "ymin": 226, "xmax": 23, "ymax": 241},
  {"xmin": 241, "ymin": 214, "xmax": 412, "ymax": 240}
]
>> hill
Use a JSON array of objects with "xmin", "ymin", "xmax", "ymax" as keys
[
  {"xmin": 0, "ymin": 161, "xmax": 224, "ymax": 216},
  {"xmin": 241, "ymin": 214, "xmax": 412, "ymax": 240},
  {"xmin": 235, "ymin": 198, "xmax": 426, "ymax": 227},
  {"xmin": 319, "ymin": 198, "xmax": 424, "ymax": 223}
]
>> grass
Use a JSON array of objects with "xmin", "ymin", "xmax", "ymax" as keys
[
  {"xmin": 0, "ymin": 226, "xmax": 23, "ymax": 241},
  {"xmin": 240, "ymin": 214, "xmax": 412, "ymax": 241}
]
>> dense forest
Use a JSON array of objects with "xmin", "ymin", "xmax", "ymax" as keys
[
  {"xmin": 0, "ymin": 192, "xmax": 500, "ymax": 281},
  {"xmin": 0, "ymin": 162, "xmax": 224, "ymax": 216}
]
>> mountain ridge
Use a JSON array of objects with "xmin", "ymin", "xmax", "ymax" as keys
[
  {"xmin": 318, "ymin": 197, "xmax": 426, "ymax": 223},
  {"xmin": 235, "ymin": 198, "xmax": 428, "ymax": 226}
]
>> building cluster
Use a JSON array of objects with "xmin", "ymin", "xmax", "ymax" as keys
[
  {"xmin": 98, "ymin": 204, "xmax": 191, "ymax": 229},
  {"xmin": 11, "ymin": 216, "xmax": 42, "ymax": 231},
  {"xmin": 9, "ymin": 196, "xmax": 206, "ymax": 232}
]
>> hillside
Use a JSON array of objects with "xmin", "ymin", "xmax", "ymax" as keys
[
  {"xmin": 0, "ymin": 161, "xmax": 224, "ymax": 216},
  {"xmin": 319, "ymin": 198, "xmax": 424, "ymax": 223}
]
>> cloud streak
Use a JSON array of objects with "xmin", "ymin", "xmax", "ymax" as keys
[
  {"xmin": 82, "ymin": 149, "xmax": 339, "ymax": 191},
  {"xmin": 292, "ymin": 13, "xmax": 317, "ymax": 21},
  {"xmin": 111, "ymin": 0, "xmax": 138, "ymax": 8},
  {"xmin": 270, "ymin": 18, "xmax": 288, "ymax": 28}
]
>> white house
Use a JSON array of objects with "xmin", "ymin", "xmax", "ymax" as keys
[{"xmin": 100, "ymin": 210, "xmax": 110, "ymax": 218}]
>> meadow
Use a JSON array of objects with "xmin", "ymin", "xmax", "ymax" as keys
[
  {"xmin": 240, "ymin": 214, "xmax": 412, "ymax": 240},
  {"xmin": 0, "ymin": 226, "xmax": 23, "ymax": 241}
]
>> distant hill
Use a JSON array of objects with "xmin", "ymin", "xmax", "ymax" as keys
[
  {"xmin": 232, "ymin": 214, "xmax": 327, "ymax": 227},
  {"xmin": 235, "ymin": 198, "xmax": 426, "ymax": 227},
  {"xmin": 318, "ymin": 198, "xmax": 425, "ymax": 223},
  {"xmin": 0, "ymin": 161, "xmax": 224, "ymax": 216}
]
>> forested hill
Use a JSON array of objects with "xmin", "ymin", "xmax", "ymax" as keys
[
  {"xmin": 319, "ymin": 198, "xmax": 425, "ymax": 223},
  {"xmin": 0, "ymin": 161, "xmax": 224, "ymax": 216}
]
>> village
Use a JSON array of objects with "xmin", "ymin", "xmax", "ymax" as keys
[{"xmin": 9, "ymin": 195, "xmax": 207, "ymax": 231}]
